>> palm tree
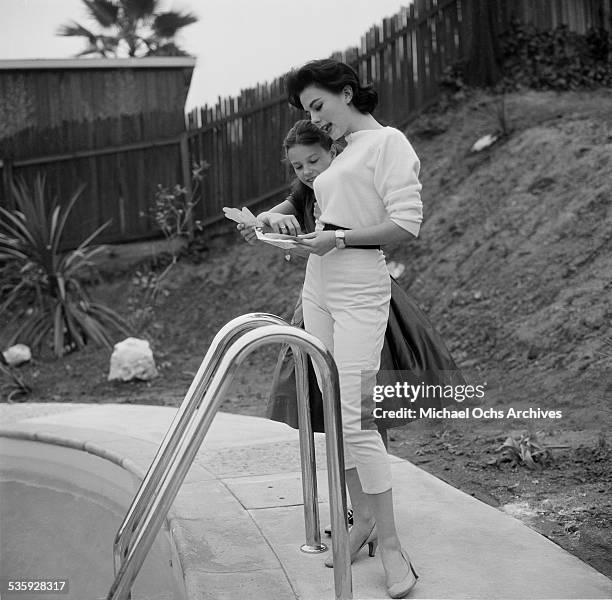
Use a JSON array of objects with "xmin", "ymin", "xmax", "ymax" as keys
[{"xmin": 57, "ymin": 0, "xmax": 197, "ymax": 58}]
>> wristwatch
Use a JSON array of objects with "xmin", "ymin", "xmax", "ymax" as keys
[{"xmin": 335, "ymin": 230, "xmax": 346, "ymax": 249}]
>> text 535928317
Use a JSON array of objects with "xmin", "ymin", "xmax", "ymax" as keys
[{"xmin": 0, "ymin": 579, "xmax": 69, "ymax": 594}]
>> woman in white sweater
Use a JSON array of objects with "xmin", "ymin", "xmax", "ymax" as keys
[{"xmin": 286, "ymin": 59, "xmax": 422, "ymax": 599}]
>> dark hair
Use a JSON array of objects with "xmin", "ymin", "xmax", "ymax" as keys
[
  {"xmin": 288, "ymin": 178, "xmax": 316, "ymax": 233},
  {"xmin": 282, "ymin": 119, "xmax": 334, "ymax": 154},
  {"xmin": 285, "ymin": 59, "xmax": 378, "ymax": 114},
  {"xmin": 282, "ymin": 119, "xmax": 344, "ymax": 233}
]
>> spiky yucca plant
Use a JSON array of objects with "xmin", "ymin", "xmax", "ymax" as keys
[{"xmin": 0, "ymin": 175, "xmax": 129, "ymax": 357}]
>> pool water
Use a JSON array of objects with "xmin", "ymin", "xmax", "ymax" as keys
[{"xmin": 0, "ymin": 439, "xmax": 185, "ymax": 600}]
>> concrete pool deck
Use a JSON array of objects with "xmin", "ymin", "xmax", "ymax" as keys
[{"xmin": 1, "ymin": 403, "xmax": 611, "ymax": 600}]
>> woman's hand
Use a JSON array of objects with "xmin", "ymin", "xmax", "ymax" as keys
[
  {"xmin": 262, "ymin": 212, "xmax": 302, "ymax": 236},
  {"xmin": 295, "ymin": 231, "xmax": 336, "ymax": 256}
]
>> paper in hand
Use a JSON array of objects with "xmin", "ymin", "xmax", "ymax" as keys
[
  {"xmin": 222, "ymin": 206, "xmax": 260, "ymax": 227},
  {"xmin": 254, "ymin": 230, "xmax": 298, "ymax": 250},
  {"xmin": 223, "ymin": 205, "xmax": 298, "ymax": 249}
]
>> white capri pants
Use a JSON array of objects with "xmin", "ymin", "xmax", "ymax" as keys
[{"xmin": 302, "ymin": 247, "xmax": 392, "ymax": 494}]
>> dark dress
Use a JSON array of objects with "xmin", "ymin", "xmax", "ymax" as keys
[{"xmin": 266, "ymin": 185, "xmax": 464, "ymax": 433}]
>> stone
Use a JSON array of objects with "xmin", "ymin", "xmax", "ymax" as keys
[
  {"xmin": 470, "ymin": 133, "xmax": 498, "ymax": 153},
  {"xmin": 108, "ymin": 337, "xmax": 158, "ymax": 382},
  {"xmin": 2, "ymin": 344, "xmax": 32, "ymax": 366}
]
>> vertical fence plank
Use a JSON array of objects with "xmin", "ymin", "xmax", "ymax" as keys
[{"xmin": 1, "ymin": 158, "xmax": 15, "ymax": 210}]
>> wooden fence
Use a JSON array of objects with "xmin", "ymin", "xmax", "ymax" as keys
[
  {"xmin": 186, "ymin": 0, "xmax": 466, "ymax": 225},
  {"xmin": 1, "ymin": 136, "xmax": 187, "ymax": 248},
  {"xmin": 187, "ymin": 0, "xmax": 611, "ymax": 230},
  {"xmin": 0, "ymin": 58, "xmax": 194, "ymax": 247},
  {"xmin": 1, "ymin": 3, "xmax": 609, "ymax": 246}
]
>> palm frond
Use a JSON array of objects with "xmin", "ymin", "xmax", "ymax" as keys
[
  {"xmin": 8, "ymin": 176, "xmax": 52, "ymax": 260},
  {"xmin": 83, "ymin": 0, "xmax": 120, "ymax": 28},
  {"xmin": 51, "ymin": 182, "xmax": 86, "ymax": 255},
  {"xmin": 56, "ymin": 20, "xmax": 98, "ymax": 42},
  {"xmin": 75, "ymin": 44, "xmax": 107, "ymax": 58},
  {"xmin": 63, "ymin": 303, "xmax": 86, "ymax": 349},
  {"xmin": 0, "ymin": 231, "xmax": 30, "ymax": 263},
  {"xmin": 88, "ymin": 301, "xmax": 131, "ymax": 333},
  {"xmin": 72, "ymin": 218, "xmax": 110, "ymax": 253},
  {"xmin": 53, "ymin": 303, "xmax": 64, "ymax": 356},
  {"xmin": 57, "ymin": 0, "xmax": 196, "ymax": 57},
  {"xmin": 70, "ymin": 304, "xmax": 113, "ymax": 348},
  {"xmin": 152, "ymin": 11, "xmax": 197, "ymax": 38},
  {"xmin": 9, "ymin": 310, "xmax": 52, "ymax": 351},
  {"xmin": 99, "ymin": 35, "xmax": 121, "ymax": 52},
  {"xmin": 59, "ymin": 226, "xmax": 109, "ymax": 278},
  {"xmin": 2, "ymin": 200, "xmax": 38, "ymax": 252},
  {"xmin": 122, "ymin": 0, "xmax": 156, "ymax": 21},
  {"xmin": 0, "ymin": 278, "xmax": 29, "ymax": 315}
]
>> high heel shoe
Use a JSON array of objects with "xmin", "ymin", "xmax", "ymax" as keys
[
  {"xmin": 386, "ymin": 550, "xmax": 418, "ymax": 599},
  {"xmin": 324, "ymin": 523, "xmax": 377, "ymax": 568},
  {"xmin": 324, "ymin": 507, "xmax": 354, "ymax": 536}
]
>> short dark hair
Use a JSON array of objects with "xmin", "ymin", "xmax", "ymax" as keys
[{"xmin": 285, "ymin": 59, "xmax": 378, "ymax": 114}]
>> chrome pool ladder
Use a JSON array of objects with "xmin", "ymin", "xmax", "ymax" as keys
[{"xmin": 108, "ymin": 313, "xmax": 352, "ymax": 600}]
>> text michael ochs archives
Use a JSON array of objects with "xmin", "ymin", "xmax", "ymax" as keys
[{"xmin": 372, "ymin": 406, "xmax": 563, "ymax": 420}]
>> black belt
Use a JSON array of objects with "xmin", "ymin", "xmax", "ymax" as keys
[{"xmin": 322, "ymin": 224, "xmax": 381, "ymax": 250}]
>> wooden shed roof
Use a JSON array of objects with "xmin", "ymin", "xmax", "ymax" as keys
[{"xmin": 0, "ymin": 57, "xmax": 196, "ymax": 70}]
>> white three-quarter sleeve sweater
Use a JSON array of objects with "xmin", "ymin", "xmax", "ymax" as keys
[{"xmin": 313, "ymin": 126, "xmax": 423, "ymax": 237}]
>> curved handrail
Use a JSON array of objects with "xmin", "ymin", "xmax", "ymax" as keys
[
  {"xmin": 113, "ymin": 313, "xmax": 291, "ymax": 569},
  {"xmin": 107, "ymin": 324, "xmax": 352, "ymax": 600}
]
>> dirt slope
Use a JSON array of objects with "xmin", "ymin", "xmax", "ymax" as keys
[
  {"xmin": 396, "ymin": 89, "xmax": 612, "ymax": 410},
  {"xmin": 3, "ymin": 88, "xmax": 611, "ymax": 575}
]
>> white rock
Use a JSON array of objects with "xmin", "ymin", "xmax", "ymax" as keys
[
  {"xmin": 108, "ymin": 337, "xmax": 158, "ymax": 382},
  {"xmin": 3, "ymin": 344, "xmax": 32, "ymax": 366},
  {"xmin": 470, "ymin": 133, "xmax": 498, "ymax": 153}
]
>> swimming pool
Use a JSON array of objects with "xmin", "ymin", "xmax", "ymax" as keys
[{"xmin": 0, "ymin": 437, "xmax": 186, "ymax": 600}]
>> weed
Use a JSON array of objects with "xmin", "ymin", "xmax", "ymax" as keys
[{"xmin": 489, "ymin": 431, "xmax": 555, "ymax": 470}]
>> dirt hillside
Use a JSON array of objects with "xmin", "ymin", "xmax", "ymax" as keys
[{"xmin": 2, "ymin": 88, "xmax": 611, "ymax": 575}]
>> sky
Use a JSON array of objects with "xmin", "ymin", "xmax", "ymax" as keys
[{"xmin": 0, "ymin": 0, "xmax": 409, "ymax": 111}]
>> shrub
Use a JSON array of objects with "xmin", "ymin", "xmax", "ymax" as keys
[
  {"xmin": 0, "ymin": 175, "xmax": 129, "ymax": 356},
  {"xmin": 499, "ymin": 22, "xmax": 612, "ymax": 90},
  {"xmin": 440, "ymin": 23, "xmax": 612, "ymax": 94},
  {"xmin": 135, "ymin": 160, "xmax": 208, "ymax": 304}
]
